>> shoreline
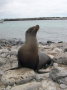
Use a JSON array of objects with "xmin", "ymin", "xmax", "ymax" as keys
[
  {"xmin": 0, "ymin": 38, "xmax": 64, "ymax": 46},
  {"xmin": 3, "ymin": 17, "xmax": 67, "ymax": 21}
]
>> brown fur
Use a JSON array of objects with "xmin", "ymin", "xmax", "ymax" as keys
[
  {"xmin": 17, "ymin": 25, "xmax": 53, "ymax": 72},
  {"xmin": 17, "ymin": 25, "xmax": 39, "ymax": 70},
  {"xmin": 9, "ymin": 25, "xmax": 53, "ymax": 73}
]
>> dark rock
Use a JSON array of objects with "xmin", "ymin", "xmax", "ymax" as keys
[
  {"xmin": 47, "ymin": 41, "xmax": 54, "ymax": 45},
  {"xmin": 39, "ymin": 42, "xmax": 46, "ymax": 45},
  {"xmin": 0, "ymin": 45, "xmax": 2, "ymax": 49},
  {"xmin": 0, "ymin": 39, "xmax": 24, "ymax": 46},
  {"xmin": 54, "ymin": 57, "xmax": 67, "ymax": 65},
  {"xmin": 49, "ymin": 67, "xmax": 67, "ymax": 85},
  {"xmin": 64, "ymin": 48, "xmax": 67, "ymax": 52},
  {"xmin": 0, "ymin": 58, "xmax": 7, "ymax": 66},
  {"xmin": 8, "ymin": 39, "xmax": 23, "ymax": 46},
  {"xmin": 49, "ymin": 69, "xmax": 59, "ymax": 82},
  {"xmin": 58, "ymin": 41, "xmax": 63, "ymax": 43}
]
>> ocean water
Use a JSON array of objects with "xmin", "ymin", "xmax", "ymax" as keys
[{"xmin": 0, "ymin": 20, "xmax": 67, "ymax": 42}]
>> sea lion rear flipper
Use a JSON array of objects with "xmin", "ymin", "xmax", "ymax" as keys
[
  {"xmin": 38, "ymin": 52, "xmax": 53, "ymax": 69},
  {"xmin": 35, "ymin": 69, "xmax": 49, "ymax": 74}
]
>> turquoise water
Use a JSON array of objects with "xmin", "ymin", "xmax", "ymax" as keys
[{"xmin": 0, "ymin": 20, "xmax": 67, "ymax": 42}]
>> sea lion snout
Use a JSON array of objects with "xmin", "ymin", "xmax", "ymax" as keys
[
  {"xmin": 26, "ymin": 25, "xmax": 39, "ymax": 33},
  {"xmin": 26, "ymin": 25, "xmax": 39, "ymax": 36},
  {"xmin": 34, "ymin": 25, "xmax": 39, "ymax": 31},
  {"xmin": 35, "ymin": 25, "xmax": 39, "ymax": 29}
]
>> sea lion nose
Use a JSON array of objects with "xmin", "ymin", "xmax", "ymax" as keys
[
  {"xmin": 36, "ymin": 25, "xmax": 39, "ymax": 29},
  {"xmin": 34, "ymin": 25, "xmax": 39, "ymax": 31}
]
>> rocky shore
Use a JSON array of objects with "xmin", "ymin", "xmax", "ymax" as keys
[
  {"xmin": 4, "ymin": 17, "xmax": 67, "ymax": 21},
  {"xmin": 0, "ymin": 39, "xmax": 67, "ymax": 90}
]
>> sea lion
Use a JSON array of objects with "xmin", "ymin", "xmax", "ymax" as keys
[{"xmin": 17, "ymin": 25, "xmax": 53, "ymax": 73}]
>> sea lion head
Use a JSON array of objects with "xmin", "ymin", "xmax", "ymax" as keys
[{"xmin": 26, "ymin": 25, "xmax": 39, "ymax": 37}]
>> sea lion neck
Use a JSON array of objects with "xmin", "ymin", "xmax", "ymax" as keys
[
  {"xmin": 25, "ymin": 35, "xmax": 38, "ymax": 54},
  {"xmin": 25, "ymin": 35, "xmax": 37, "ymax": 45},
  {"xmin": 25, "ymin": 25, "xmax": 39, "ymax": 45}
]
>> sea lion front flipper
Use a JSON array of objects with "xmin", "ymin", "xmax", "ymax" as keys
[{"xmin": 6, "ymin": 58, "xmax": 23, "ymax": 71}]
